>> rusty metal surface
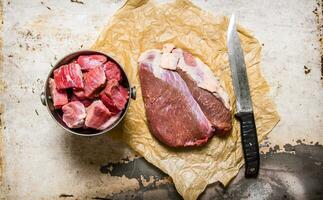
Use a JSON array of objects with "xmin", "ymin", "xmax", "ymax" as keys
[
  {"xmin": 102, "ymin": 143, "xmax": 323, "ymax": 200},
  {"xmin": 0, "ymin": 0, "xmax": 322, "ymax": 199}
]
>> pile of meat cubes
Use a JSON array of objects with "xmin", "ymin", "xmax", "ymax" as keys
[{"xmin": 49, "ymin": 54, "xmax": 129, "ymax": 130}]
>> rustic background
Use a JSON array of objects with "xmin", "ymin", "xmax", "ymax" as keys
[{"xmin": 0, "ymin": 0, "xmax": 322, "ymax": 199}]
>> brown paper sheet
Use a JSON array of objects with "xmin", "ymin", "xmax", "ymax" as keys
[{"xmin": 92, "ymin": 0, "xmax": 280, "ymax": 199}]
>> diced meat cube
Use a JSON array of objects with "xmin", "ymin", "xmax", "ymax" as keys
[
  {"xmin": 54, "ymin": 62, "xmax": 84, "ymax": 90},
  {"xmin": 49, "ymin": 78, "xmax": 68, "ymax": 109},
  {"xmin": 62, "ymin": 101, "xmax": 86, "ymax": 128},
  {"xmin": 83, "ymin": 66, "xmax": 106, "ymax": 98},
  {"xmin": 77, "ymin": 55, "xmax": 107, "ymax": 71},
  {"xmin": 112, "ymin": 85, "xmax": 129, "ymax": 109},
  {"xmin": 98, "ymin": 112, "xmax": 122, "ymax": 130},
  {"xmin": 70, "ymin": 95, "xmax": 93, "ymax": 107},
  {"xmin": 85, "ymin": 100, "xmax": 112, "ymax": 130},
  {"xmin": 103, "ymin": 61, "xmax": 122, "ymax": 81},
  {"xmin": 100, "ymin": 79, "xmax": 129, "ymax": 114},
  {"xmin": 100, "ymin": 92, "xmax": 120, "ymax": 114}
]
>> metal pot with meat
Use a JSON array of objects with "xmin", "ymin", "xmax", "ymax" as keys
[{"xmin": 40, "ymin": 50, "xmax": 136, "ymax": 136}]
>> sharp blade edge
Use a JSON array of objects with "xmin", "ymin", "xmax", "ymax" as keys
[{"xmin": 227, "ymin": 14, "xmax": 253, "ymax": 114}]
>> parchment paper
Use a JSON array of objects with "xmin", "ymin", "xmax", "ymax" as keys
[{"xmin": 92, "ymin": 0, "xmax": 280, "ymax": 199}]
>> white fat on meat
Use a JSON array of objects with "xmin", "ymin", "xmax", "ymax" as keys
[
  {"xmin": 138, "ymin": 49, "xmax": 166, "ymax": 79},
  {"xmin": 160, "ymin": 52, "xmax": 179, "ymax": 70},
  {"xmin": 66, "ymin": 74, "xmax": 73, "ymax": 84},
  {"xmin": 62, "ymin": 101, "xmax": 86, "ymax": 128},
  {"xmin": 174, "ymin": 48, "xmax": 231, "ymax": 109},
  {"xmin": 160, "ymin": 43, "xmax": 179, "ymax": 70}
]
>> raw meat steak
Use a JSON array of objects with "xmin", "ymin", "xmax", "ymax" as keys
[
  {"xmin": 62, "ymin": 101, "xmax": 86, "ymax": 128},
  {"xmin": 54, "ymin": 62, "xmax": 84, "ymax": 90},
  {"xmin": 138, "ymin": 49, "xmax": 214, "ymax": 147},
  {"xmin": 77, "ymin": 55, "xmax": 107, "ymax": 71},
  {"xmin": 49, "ymin": 78, "xmax": 68, "ymax": 109},
  {"xmin": 103, "ymin": 61, "xmax": 122, "ymax": 81},
  {"xmin": 100, "ymin": 79, "xmax": 129, "ymax": 114},
  {"xmin": 83, "ymin": 66, "xmax": 106, "ymax": 98},
  {"xmin": 175, "ymin": 50, "xmax": 232, "ymax": 134},
  {"xmin": 85, "ymin": 100, "xmax": 112, "ymax": 130}
]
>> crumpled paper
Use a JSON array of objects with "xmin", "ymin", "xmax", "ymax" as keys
[{"xmin": 92, "ymin": 0, "xmax": 280, "ymax": 199}]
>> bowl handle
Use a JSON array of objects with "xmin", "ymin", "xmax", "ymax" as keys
[
  {"xmin": 130, "ymin": 86, "xmax": 136, "ymax": 100},
  {"xmin": 40, "ymin": 92, "xmax": 46, "ymax": 106}
]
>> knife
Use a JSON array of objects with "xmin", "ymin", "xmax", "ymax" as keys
[{"xmin": 227, "ymin": 14, "xmax": 260, "ymax": 178}]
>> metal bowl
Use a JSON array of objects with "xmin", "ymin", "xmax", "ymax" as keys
[{"xmin": 40, "ymin": 50, "xmax": 136, "ymax": 136}]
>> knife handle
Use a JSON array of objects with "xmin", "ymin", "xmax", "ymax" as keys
[{"xmin": 236, "ymin": 112, "xmax": 260, "ymax": 178}]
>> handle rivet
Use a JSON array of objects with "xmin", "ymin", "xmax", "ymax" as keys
[{"xmin": 130, "ymin": 86, "xmax": 136, "ymax": 100}]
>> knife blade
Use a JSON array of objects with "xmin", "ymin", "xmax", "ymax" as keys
[{"xmin": 227, "ymin": 14, "xmax": 260, "ymax": 178}]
